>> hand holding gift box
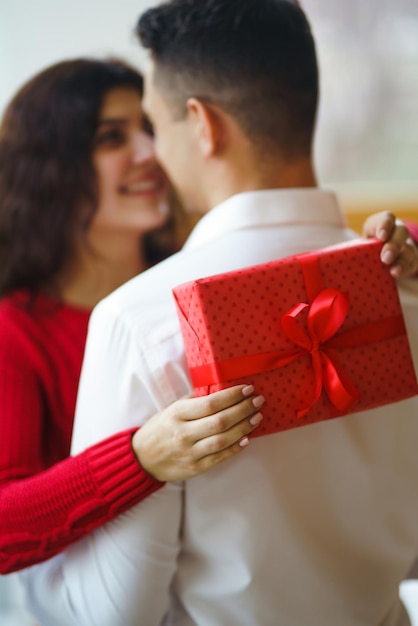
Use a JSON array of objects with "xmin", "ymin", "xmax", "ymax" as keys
[{"xmin": 173, "ymin": 238, "xmax": 418, "ymax": 438}]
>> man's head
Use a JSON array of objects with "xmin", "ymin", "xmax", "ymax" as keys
[{"xmin": 137, "ymin": 0, "xmax": 318, "ymax": 211}]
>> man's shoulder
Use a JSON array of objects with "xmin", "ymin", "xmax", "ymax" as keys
[
  {"xmin": 92, "ymin": 249, "xmax": 191, "ymax": 339},
  {"xmin": 96, "ymin": 239, "xmax": 232, "ymax": 320}
]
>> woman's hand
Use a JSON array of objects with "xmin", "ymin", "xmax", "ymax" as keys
[
  {"xmin": 362, "ymin": 211, "xmax": 418, "ymax": 277},
  {"xmin": 131, "ymin": 385, "xmax": 264, "ymax": 482}
]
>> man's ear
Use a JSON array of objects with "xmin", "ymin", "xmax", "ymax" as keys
[{"xmin": 186, "ymin": 97, "xmax": 225, "ymax": 157}]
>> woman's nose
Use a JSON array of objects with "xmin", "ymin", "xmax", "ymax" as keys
[{"xmin": 131, "ymin": 132, "xmax": 156, "ymax": 163}]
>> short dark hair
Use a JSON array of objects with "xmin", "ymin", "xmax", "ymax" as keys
[
  {"xmin": 137, "ymin": 0, "xmax": 318, "ymax": 158},
  {"xmin": 0, "ymin": 58, "xmax": 143, "ymax": 297}
]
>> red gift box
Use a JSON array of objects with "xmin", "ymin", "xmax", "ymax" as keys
[{"xmin": 172, "ymin": 238, "xmax": 418, "ymax": 438}]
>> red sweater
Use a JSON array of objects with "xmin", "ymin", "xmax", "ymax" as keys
[{"xmin": 0, "ymin": 291, "xmax": 163, "ymax": 574}]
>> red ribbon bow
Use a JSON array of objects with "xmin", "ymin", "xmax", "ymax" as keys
[{"xmin": 280, "ymin": 288, "xmax": 360, "ymax": 417}]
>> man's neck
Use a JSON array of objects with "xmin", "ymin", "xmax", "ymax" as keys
[
  {"xmin": 201, "ymin": 156, "xmax": 318, "ymax": 212},
  {"xmin": 270, "ymin": 157, "xmax": 317, "ymax": 189}
]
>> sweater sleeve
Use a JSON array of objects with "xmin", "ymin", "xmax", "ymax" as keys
[
  {"xmin": 0, "ymin": 428, "xmax": 164, "ymax": 574},
  {"xmin": 0, "ymin": 306, "xmax": 164, "ymax": 574}
]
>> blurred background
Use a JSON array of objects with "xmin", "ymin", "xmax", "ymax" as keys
[
  {"xmin": 0, "ymin": 0, "xmax": 418, "ymax": 624},
  {"xmin": 1, "ymin": 0, "xmax": 418, "ymax": 231}
]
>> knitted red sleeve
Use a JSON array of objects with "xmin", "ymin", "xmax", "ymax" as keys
[
  {"xmin": 0, "ymin": 429, "xmax": 164, "ymax": 574},
  {"xmin": 0, "ymin": 307, "xmax": 164, "ymax": 574}
]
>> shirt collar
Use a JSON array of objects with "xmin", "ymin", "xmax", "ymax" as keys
[{"xmin": 184, "ymin": 188, "xmax": 346, "ymax": 250}]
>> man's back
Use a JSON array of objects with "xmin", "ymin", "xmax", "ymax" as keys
[{"xmin": 58, "ymin": 189, "xmax": 418, "ymax": 626}]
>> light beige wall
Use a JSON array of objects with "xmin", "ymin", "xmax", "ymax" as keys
[
  {"xmin": 1, "ymin": 0, "xmax": 417, "ymax": 224},
  {"xmin": 0, "ymin": 0, "xmax": 158, "ymax": 115}
]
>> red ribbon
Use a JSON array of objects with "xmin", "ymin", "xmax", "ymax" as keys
[
  {"xmin": 188, "ymin": 252, "xmax": 406, "ymax": 418},
  {"xmin": 279, "ymin": 288, "xmax": 359, "ymax": 417}
]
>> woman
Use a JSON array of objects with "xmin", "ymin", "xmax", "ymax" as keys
[{"xmin": 0, "ymin": 58, "xmax": 264, "ymax": 575}]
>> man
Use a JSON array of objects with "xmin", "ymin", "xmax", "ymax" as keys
[{"xmin": 22, "ymin": 1, "xmax": 418, "ymax": 625}]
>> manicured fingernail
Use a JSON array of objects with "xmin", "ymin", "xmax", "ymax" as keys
[
  {"xmin": 382, "ymin": 250, "xmax": 395, "ymax": 264},
  {"xmin": 252, "ymin": 395, "xmax": 265, "ymax": 408},
  {"xmin": 242, "ymin": 385, "xmax": 254, "ymax": 397},
  {"xmin": 239, "ymin": 437, "xmax": 250, "ymax": 447},
  {"xmin": 250, "ymin": 412, "xmax": 263, "ymax": 426},
  {"xmin": 378, "ymin": 229, "xmax": 387, "ymax": 240}
]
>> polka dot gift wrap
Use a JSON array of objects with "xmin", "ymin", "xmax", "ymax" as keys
[{"xmin": 173, "ymin": 238, "xmax": 418, "ymax": 438}]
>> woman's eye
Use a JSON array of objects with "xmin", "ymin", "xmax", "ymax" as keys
[{"xmin": 95, "ymin": 128, "xmax": 125, "ymax": 146}]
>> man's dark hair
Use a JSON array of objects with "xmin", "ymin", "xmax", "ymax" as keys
[{"xmin": 137, "ymin": 0, "xmax": 318, "ymax": 158}]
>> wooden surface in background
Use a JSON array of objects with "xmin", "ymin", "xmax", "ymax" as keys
[{"xmin": 344, "ymin": 205, "xmax": 418, "ymax": 235}]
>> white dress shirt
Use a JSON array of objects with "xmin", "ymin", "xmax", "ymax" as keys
[{"xmin": 21, "ymin": 189, "xmax": 418, "ymax": 626}]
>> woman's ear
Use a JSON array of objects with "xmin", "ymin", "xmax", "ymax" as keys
[{"xmin": 186, "ymin": 97, "xmax": 225, "ymax": 157}]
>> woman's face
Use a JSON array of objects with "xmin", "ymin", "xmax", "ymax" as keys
[{"xmin": 90, "ymin": 87, "xmax": 170, "ymax": 236}]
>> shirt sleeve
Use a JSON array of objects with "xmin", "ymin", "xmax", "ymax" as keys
[
  {"xmin": 71, "ymin": 300, "xmax": 168, "ymax": 452},
  {"xmin": 21, "ymin": 298, "xmax": 183, "ymax": 626}
]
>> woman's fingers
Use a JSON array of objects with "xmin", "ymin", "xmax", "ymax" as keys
[
  {"xmin": 362, "ymin": 211, "xmax": 418, "ymax": 277},
  {"xmin": 362, "ymin": 210, "xmax": 396, "ymax": 241},
  {"xmin": 387, "ymin": 237, "xmax": 418, "ymax": 277},
  {"xmin": 188, "ymin": 393, "xmax": 265, "ymax": 446},
  {"xmin": 178, "ymin": 384, "xmax": 256, "ymax": 421},
  {"xmin": 191, "ymin": 436, "xmax": 256, "ymax": 473},
  {"xmin": 131, "ymin": 384, "xmax": 264, "ymax": 482},
  {"xmin": 179, "ymin": 388, "xmax": 265, "ymax": 474}
]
